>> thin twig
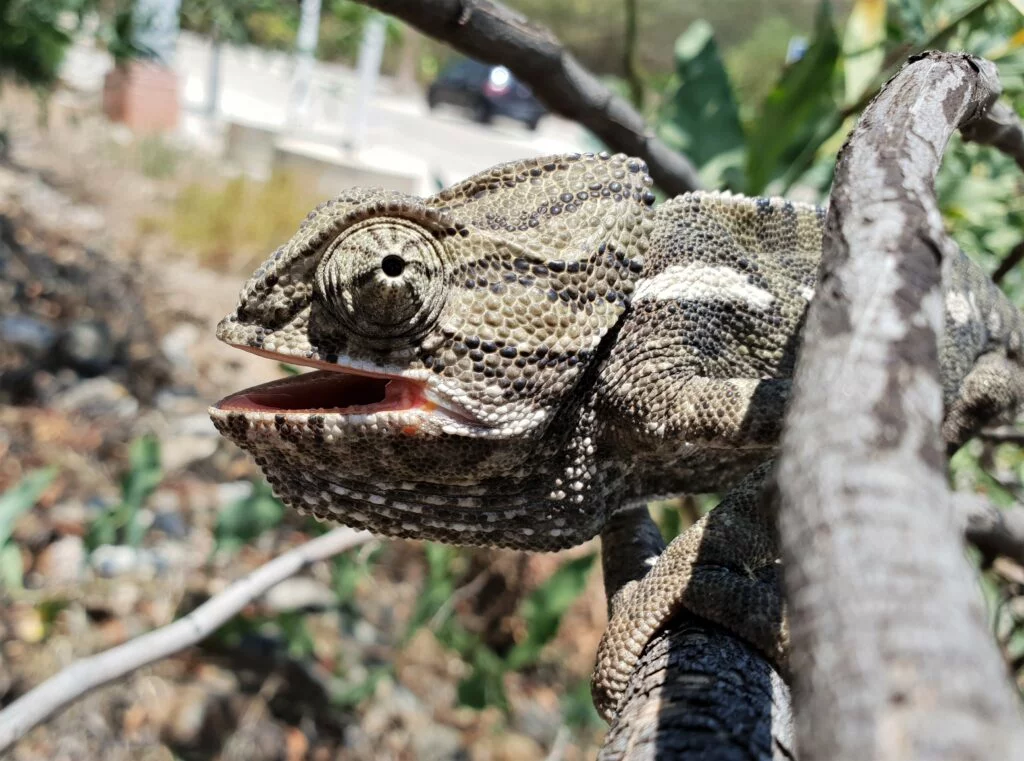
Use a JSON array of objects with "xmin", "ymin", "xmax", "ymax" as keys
[
  {"xmin": 991, "ymin": 241, "xmax": 1024, "ymax": 285},
  {"xmin": 352, "ymin": 0, "xmax": 703, "ymax": 195},
  {"xmin": 978, "ymin": 424, "xmax": 1024, "ymax": 445},
  {"xmin": 0, "ymin": 526, "xmax": 373, "ymax": 753}
]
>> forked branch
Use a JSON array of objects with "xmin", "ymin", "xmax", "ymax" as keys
[{"xmin": 776, "ymin": 52, "xmax": 1024, "ymax": 760}]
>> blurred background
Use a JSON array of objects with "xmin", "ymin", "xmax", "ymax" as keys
[{"xmin": 0, "ymin": 1, "xmax": 1022, "ymax": 759}]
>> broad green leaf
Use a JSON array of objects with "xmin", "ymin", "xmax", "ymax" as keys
[
  {"xmin": 656, "ymin": 20, "xmax": 746, "ymax": 189},
  {"xmin": 745, "ymin": 0, "xmax": 841, "ymax": 194},
  {"xmin": 843, "ymin": 0, "xmax": 887, "ymax": 104},
  {"xmin": 0, "ymin": 467, "xmax": 57, "ymax": 547}
]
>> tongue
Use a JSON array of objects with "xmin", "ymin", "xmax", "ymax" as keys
[{"xmin": 218, "ymin": 370, "xmax": 423, "ymax": 414}]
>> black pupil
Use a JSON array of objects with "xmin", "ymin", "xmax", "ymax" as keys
[{"xmin": 381, "ymin": 254, "xmax": 406, "ymax": 277}]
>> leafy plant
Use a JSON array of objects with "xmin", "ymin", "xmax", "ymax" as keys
[
  {"xmin": 86, "ymin": 436, "xmax": 163, "ymax": 549},
  {"xmin": 0, "ymin": 467, "xmax": 57, "ymax": 588},
  {"xmin": 215, "ymin": 478, "xmax": 285, "ymax": 552},
  {"xmin": 651, "ymin": 0, "xmax": 1024, "ymax": 198},
  {"xmin": 407, "ymin": 544, "xmax": 595, "ymax": 711}
]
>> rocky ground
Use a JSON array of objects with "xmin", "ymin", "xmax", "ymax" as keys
[{"xmin": 0, "ymin": 89, "xmax": 608, "ymax": 761}]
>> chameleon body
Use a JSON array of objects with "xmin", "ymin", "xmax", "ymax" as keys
[{"xmin": 210, "ymin": 153, "xmax": 1024, "ymax": 720}]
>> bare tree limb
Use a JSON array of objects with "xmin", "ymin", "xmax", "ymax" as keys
[
  {"xmin": 962, "ymin": 100, "xmax": 1024, "ymax": 173},
  {"xmin": 0, "ymin": 527, "xmax": 374, "ymax": 754},
  {"xmin": 598, "ymin": 616, "xmax": 794, "ymax": 761},
  {"xmin": 978, "ymin": 424, "xmax": 1024, "ymax": 444},
  {"xmin": 354, "ymin": 0, "xmax": 703, "ymax": 196},
  {"xmin": 957, "ymin": 492, "xmax": 1024, "ymax": 567},
  {"xmin": 776, "ymin": 51, "xmax": 1024, "ymax": 761},
  {"xmin": 992, "ymin": 240, "xmax": 1024, "ymax": 285},
  {"xmin": 596, "ymin": 507, "xmax": 793, "ymax": 761}
]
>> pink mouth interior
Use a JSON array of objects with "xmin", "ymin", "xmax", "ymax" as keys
[{"xmin": 217, "ymin": 370, "xmax": 427, "ymax": 414}]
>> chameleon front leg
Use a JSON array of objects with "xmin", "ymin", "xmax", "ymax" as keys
[{"xmin": 592, "ymin": 462, "xmax": 787, "ymax": 722}]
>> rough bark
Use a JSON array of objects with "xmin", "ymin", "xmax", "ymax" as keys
[
  {"xmin": 352, "ymin": 0, "xmax": 703, "ymax": 195},
  {"xmin": 597, "ymin": 509, "xmax": 794, "ymax": 761},
  {"xmin": 598, "ymin": 618, "xmax": 794, "ymax": 761},
  {"xmin": 776, "ymin": 52, "xmax": 1024, "ymax": 761}
]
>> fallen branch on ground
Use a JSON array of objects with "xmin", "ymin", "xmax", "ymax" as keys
[{"xmin": 0, "ymin": 526, "xmax": 374, "ymax": 754}]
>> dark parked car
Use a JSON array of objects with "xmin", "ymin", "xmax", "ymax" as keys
[{"xmin": 427, "ymin": 59, "xmax": 546, "ymax": 130}]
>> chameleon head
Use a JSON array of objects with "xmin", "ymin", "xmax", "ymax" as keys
[{"xmin": 210, "ymin": 153, "xmax": 654, "ymax": 550}]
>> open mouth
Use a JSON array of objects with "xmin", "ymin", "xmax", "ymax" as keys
[{"xmin": 216, "ymin": 369, "xmax": 430, "ymax": 414}]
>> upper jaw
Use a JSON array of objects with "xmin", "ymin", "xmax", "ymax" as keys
[{"xmin": 211, "ymin": 342, "xmax": 485, "ymax": 431}]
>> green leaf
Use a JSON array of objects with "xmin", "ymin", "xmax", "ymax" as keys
[
  {"xmin": 215, "ymin": 479, "xmax": 285, "ymax": 551},
  {"xmin": 656, "ymin": 21, "xmax": 746, "ymax": 189},
  {"xmin": 86, "ymin": 436, "xmax": 162, "ymax": 549},
  {"xmin": 0, "ymin": 467, "xmax": 57, "ymax": 547},
  {"xmin": 0, "ymin": 543, "xmax": 25, "ymax": 589},
  {"xmin": 744, "ymin": 0, "xmax": 841, "ymax": 194},
  {"xmin": 507, "ymin": 554, "xmax": 594, "ymax": 670},
  {"xmin": 457, "ymin": 646, "xmax": 509, "ymax": 710}
]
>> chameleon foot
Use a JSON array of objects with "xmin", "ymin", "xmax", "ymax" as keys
[{"xmin": 591, "ymin": 464, "xmax": 788, "ymax": 722}]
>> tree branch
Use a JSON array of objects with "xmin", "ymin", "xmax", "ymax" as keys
[
  {"xmin": 776, "ymin": 51, "xmax": 1024, "ymax": 760},
  {"xmin": 0, "ymin": 527, "xmax": 374, "ymax": 754},
  {"xmin": 352, "ymin": 0, "xmax": 703, "ymax": 196},
  {"xmin": 957, "ymin": 492, "xmax": 1024, "ymax": 567},
  {"xmin": 598, "ymin": 616, "xmax": 794, "ymax": 761},
  {"xmin": 961, "ymin": 99, "xmax": 1024, "ymax": 173},
  {"xmin": 596, "ymin": 507, "xmax": 793, "ymax": 761},
  {"xmin": 992, "ymin": 240, "xmax": 1024, "ymax": 285}
]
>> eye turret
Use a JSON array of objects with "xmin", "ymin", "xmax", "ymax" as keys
[{"xmin": 315, "ymin": 219, "xmax": 447, "ymax": 342}]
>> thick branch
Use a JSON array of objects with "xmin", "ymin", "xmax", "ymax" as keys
[
  {"xmin": 776, "ymin": 52, "xmax": 1024, "ymax": 761},
  {"xmin": 598, "ymin": 616, "xmax": 793, "ymax": 761},
  {"xmin": 597, "ymin": 509, "xmax": 793, "ymax": 761},
  {"xmin": 0, "ymin": 527, "xmax": 373, "ymax": 753},
  {"xmin": 353, "ymin": 0, "xmax": 703, "ymax": 195}
]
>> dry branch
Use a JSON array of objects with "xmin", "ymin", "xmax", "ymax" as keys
[
  {"xmin": 596, "ymin": 508, "xmax": 793, "ymax": 761},
  {"xmin": 355, "ymin": 0, "xmax": 703, "ymax": 196},
  {"xmin": 958, "ymin": 492, "xmax": 1024, "ymax": 567},
  {"xmin": 962, "ymin": 100, "xmax": 1024, "ymax": 173},
  {"xmin": 776, "ymin": 52, "xmax": 1024, "ymax": 760},
  {"xmin": 0, "ymin": 527, "xmax": 374, "ymax": 754}
]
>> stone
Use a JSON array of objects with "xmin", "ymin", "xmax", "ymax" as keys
[
  {"xmin": 160, "ymin": 323, "xmax": 200, "ymax": 374},
  {"xmin": 35, "ymin": 535, "xmax": 86, "ymax": 583},
  {"xmin": 52, "ymin": 377, "xmax": 139, "ymax": 419},
  {"xmin": 1, "ymin": 315, "xmax": 58, "ymax": 355},
  {"xmin": 160, "ymin": 433, "xmax": 219, "ymax": 471},
  {"xmin": 90, "ymin": 544, "xmax": 139, "ymax": 577},
  {"xmin": 58, "ymin": 319, "xmax": 117, "ymax": 376}
]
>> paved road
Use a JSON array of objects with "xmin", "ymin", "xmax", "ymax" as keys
[{"xmin": 63, "ymin": 33, "xmax": 593, "ymax": 187}]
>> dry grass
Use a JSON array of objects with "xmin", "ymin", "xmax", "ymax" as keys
[{"xmin": 152, "ymin": 170, "xmax": 323, "ymax": 272}]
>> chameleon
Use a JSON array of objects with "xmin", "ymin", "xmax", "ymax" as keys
[{"xmin": 209, "ymin": 152, "xmax": 1024, "ymax": 721}]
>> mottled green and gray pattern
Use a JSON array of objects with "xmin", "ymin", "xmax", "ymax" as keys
[{"xmin": 211, "ymin": 152, "xmax": 1024, "ymax": 720}]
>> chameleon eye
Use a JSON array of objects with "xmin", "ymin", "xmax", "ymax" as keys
[{"xmin": 315, "ymin": 220, "xmax": 447, "ymax": 342}]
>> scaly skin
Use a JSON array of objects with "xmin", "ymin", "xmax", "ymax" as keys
[{"xmin": 210, "ymin": 153, "xmax": 1024, "ymax": 721}]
